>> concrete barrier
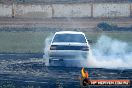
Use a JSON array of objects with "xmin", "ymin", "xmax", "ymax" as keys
[
  {"xmin": 93, "ymin": 3, "xmax": 130, "ymax": 18},
  {"xmin": 15, "ymin": 4, "xmax": 52, "ymax": 18},
  {"xmin": 52, "ymin": 4, "xmax": 91, "ymax": 17},
  {"xmin": 0, "ymin": 3, "xmax": 131, "ymax": 18},
  {"xmin": 0, "ymin": 4, "xmax": 12, "ymax": 17}
]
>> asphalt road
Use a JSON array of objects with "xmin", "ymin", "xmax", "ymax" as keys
[{"xmin": 0, "ymin": 57, "xmax": 131, "ymax": 88}]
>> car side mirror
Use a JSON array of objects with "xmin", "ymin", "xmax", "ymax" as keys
[{"xmin": 88, "ymin": 40, "xmax": 92, "ymax": 43}]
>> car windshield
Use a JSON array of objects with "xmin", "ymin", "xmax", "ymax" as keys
[{"xmin": 53, "ymin": 34, "xmax": 87, "ymax": 43}]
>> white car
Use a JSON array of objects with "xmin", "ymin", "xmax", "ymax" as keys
[{"xmin": 48, "ymin": 31, "xmax": 90, "ymax": 66}]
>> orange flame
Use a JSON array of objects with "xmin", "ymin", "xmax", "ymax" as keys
[{"xmin": 81, "ymin": 67, "xmax": 89, "ymax": 78}]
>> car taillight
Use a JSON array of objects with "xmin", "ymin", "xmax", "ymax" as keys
[
  {"xmin": 50, "ymin": 46, "xmax": 56, "ymax": 50},
  {"xmin": 82, "ymin": 46, "xmax": 89, "ymax": 51}
]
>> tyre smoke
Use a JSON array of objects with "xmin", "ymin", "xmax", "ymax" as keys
[
  {"xmin": 44, "ymin": 34, "xmax": 132, "ymax": 69},
  {"xmin": 43, "ymin": 34, "xmax": 53, "ymax": 66},
  {"xmin": 88, "ymin": 35, "xmax": 132, "ymax": 69}
]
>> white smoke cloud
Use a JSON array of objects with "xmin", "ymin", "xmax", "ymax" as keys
[
  {"xmin": 88, "ymin": 35, "xmax": 132, "ymax": 69},
  {"xmin": 43, "ymin": 34, "xmax": 132, "ymax": 69},
  {"xmin": 43, "ymin": 33, "xmax": 54, "ymax": 66}
]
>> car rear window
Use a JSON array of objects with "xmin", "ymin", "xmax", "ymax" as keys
[{"xmin": 52, "ymin": 34, "xmax": 87, "ymax": 43}]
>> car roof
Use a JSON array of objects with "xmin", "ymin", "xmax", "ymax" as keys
[{"xmin": 55, "ymin": 31, "xmax": 85, "ymax": 35}]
